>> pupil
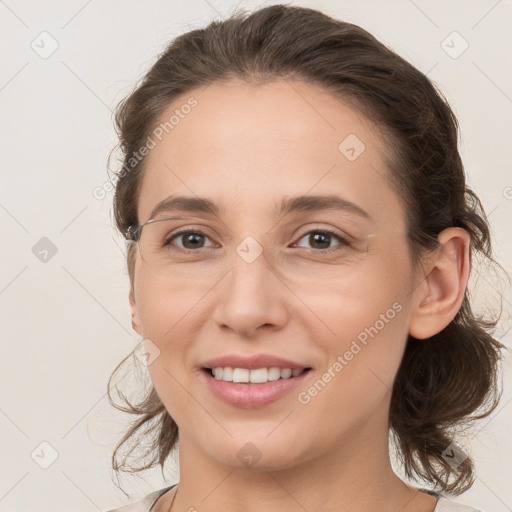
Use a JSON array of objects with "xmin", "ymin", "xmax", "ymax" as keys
[
  {"xmin": 183, "ymin": 233, "xmax": 203, "ymax": 249},
  {"xmin": 311, "ymin": 232, "xmax": 330, "ymax": 249}
]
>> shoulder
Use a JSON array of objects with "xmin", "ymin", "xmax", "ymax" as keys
[
  {"xmin": 106, "ymin": 486, "xmax": 484, "ymax": 512},
  {"xmin": 435, "ymin": 495, "xmax": 483, "ymax": 512},
  {"xmin": 105, "ymin": 485, "xmax": 175, "ymax": 512}
]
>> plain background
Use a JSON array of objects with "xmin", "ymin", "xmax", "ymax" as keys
[{"xmin": 0, "ymin": 1, "xmax": 511, "ymax": 510}]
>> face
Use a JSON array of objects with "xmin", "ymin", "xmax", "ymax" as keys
[{"xmin": 129, "ymin": 79, "xmax": 424, "ymax": 471}]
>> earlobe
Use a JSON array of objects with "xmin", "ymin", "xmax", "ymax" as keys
[
  {"xmin": 129, "ymin": 287, "xmax": 142, "ymax": 335},
  {"xmin": 408, "ymin": 227, "xmax": 471, "ymax": 340}
]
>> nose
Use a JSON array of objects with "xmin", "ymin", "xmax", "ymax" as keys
[{"xmin": 212, "ymin": 244, "xmax": 289, "ymax": 338}]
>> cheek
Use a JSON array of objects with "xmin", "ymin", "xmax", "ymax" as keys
[
  {"xmin": 133, "ymin": 271, "xmax": 205, "ymax": 401},
  {"xmin": 303, "ymin": 248, "xmax": 411, "ymax": 335},
  {"xmin": 135, "ymin": 272, "xmax": 208, "ymax": 423},
  {"xmin": 301, "ymin": 253, "xmax": 413, "ymax": 410},
  {"xmin": 317, "ymin": 286, "xmax": 408, "ymax": 389},
  {"xmin": 134, "ymin": 264, "xmax": 212, "ymax": 340},
  {"xmin": 295, "ymin": 300, "xmax": 410, "ymax": 446}
]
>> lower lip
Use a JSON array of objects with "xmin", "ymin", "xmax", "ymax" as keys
[{"xmin": 202, "ymin": 369, "xmax": 311, "ymax": 408}]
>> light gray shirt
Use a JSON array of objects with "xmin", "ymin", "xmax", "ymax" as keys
[{"xmin": 106, "ymin": 485, "xmax": 483, "ymax": 512}]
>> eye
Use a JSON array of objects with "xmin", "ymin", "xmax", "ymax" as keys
[
  {"xmin": 165, "ymin": 230, "xmax": 217, "ymax": 251},
  {"xmin": 293, "ymin": 229, "xmax": 351, "ymax": 252},
  {"xmin": 164, "ymin": 228, "xmax": 352, "ymax": 253}
]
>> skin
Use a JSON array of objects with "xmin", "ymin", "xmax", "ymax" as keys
[{"xmin": 128, "ymin": 79, "xmax": 471, "ymax": 512}]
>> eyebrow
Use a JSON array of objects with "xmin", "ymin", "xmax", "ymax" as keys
[
  {"xmin": 148, "ymin": 194, "xmax": 371, "ymax": 222},
  {"xmin": 276, "ymin": 194, "xmax": 371, "ymax": 220},
  {"xmin": 149, "ymin": 195, "xmax": 223, "ymax": 220}
]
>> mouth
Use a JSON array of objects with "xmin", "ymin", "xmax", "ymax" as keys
[{"xmin": 199, "ymin": 353, "xmax": 314, "ymax": 407}]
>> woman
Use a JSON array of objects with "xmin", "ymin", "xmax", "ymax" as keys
[{"xmin": 105, "ymin": 4, "xmax": 505, "ymax": 511}]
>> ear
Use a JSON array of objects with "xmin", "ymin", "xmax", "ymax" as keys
[
  {"xmin": 129, "ymin": 286, "xmax": 142, "ymax": 336},
  {"xmin": 408, "ymin": 227, "xmax": 471, "ymax": 339}
]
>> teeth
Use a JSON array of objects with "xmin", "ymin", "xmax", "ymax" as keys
[
  {"xmin": 222, "ymin": 367, "xmax": 233, "ymax": 381},
  {"xmin": 211, "ymin": 367, "xmax": 305, "ymax": 383}
]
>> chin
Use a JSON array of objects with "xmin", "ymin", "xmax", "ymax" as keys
[{"xmin": 203, "ymin": 435, "xmax": 309, "ymax": 472}]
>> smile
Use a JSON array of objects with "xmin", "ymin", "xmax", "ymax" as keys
[{"xmin": 201, "ymin": 367, "xmax": 312, "ymax": 408}]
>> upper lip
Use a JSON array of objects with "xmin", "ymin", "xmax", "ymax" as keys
[{"xmin": 202, "ymin": 353, "xmax": 311, "ymax": 370}]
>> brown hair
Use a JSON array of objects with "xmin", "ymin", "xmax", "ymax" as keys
[{"xmin": 107, "ymin": 4, "xmax": 506, "ymax": 495}]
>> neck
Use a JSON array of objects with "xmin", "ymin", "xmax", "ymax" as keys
[{"xmin": 159, "ymin": 410, "xmax": 437, "ymax": 512}]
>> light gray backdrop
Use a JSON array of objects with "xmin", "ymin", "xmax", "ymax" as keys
[{"xmin": 0, "ymin": 1, "xmax": 511, "ymax": 511}]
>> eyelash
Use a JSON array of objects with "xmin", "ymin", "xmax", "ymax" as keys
[{"xmin": 165, "ymin": 228, "xmax": 352, "ymax": 254}]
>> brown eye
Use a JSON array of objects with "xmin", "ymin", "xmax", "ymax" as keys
[
  {"xmin": 294, "ymin": 230, "xmax": 351, "ymax": 252},
  {"xmin": 166, "ymin": 230, "xmax": 214, "ymax": 250}
]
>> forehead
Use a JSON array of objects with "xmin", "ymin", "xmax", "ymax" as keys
[{"xmin": 137, "ymin": 79, "xmax": 405, "ymax": 231}]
